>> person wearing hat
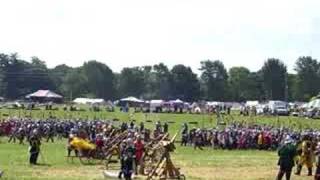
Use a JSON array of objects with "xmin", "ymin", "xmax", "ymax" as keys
[
  {"xmin": 276, "ymin": 135, "xmax": 296, "ymax": 180},
  {"xmin": 28, "ymin": 129, "xmax": 41, "ymax": 165}
]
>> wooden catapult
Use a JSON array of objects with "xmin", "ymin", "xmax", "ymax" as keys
[{"xmin": 141, "ymin": 133, "xmax": 185, "ymax": 180}]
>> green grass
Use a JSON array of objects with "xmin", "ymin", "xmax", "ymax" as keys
[{"xmin": 0, "ymin": 108, "xmax": 319, "ymax": 180}]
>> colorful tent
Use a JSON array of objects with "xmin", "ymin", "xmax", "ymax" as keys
[{"xmin": 26, "ymin": 90, "xmax": 63, "ymax": 102}]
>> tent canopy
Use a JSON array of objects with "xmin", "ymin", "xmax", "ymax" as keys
[
  {"xmin": 170, "ymin": 99, "xmax": 184, "ymax": 104},
  {"xmin": 150, "ymin": 100, "xmax": 164, "ymax": 107},
  {"xmin": 246, "ymin": 100, "xmax": 259, "ymax": 107},
  {"xmin": 207, "ymin": 101, "xmax": 222, "ymax": 106},
  {"xmin": 73, "ymin": 98, "xmax": 106, "ymax": 105},
  {"xmin": 308, "ymin": 99, "xmax": 320, "ymax": 108},
  {"xmin": 26, "ymin": 90, "xmax": 63, "ymax": 99},
  {"xmin": 120, "ymin": 96, "xmax": 144, "ymax": 103}
]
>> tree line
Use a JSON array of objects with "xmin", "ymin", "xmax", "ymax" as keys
[{"xmin": 0, "ymin": 53, "xmax": 319, "ymax": 102}]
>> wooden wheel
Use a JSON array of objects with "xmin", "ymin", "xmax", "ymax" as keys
[{"xmin": 79, "ymin": 149, "xmax": 105, "ymax": 165}]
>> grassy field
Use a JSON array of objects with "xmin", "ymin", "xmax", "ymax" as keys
[{"xmin": 0, "ymin": 108, "xmax": 319, "ymax": 180}]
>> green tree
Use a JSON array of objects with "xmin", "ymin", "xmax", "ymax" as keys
[
  {"xmin": 153, "ymin": 63, "xmax": 171, "ymax": 99},
  {"xmin": 25, "ymin": 57, "xmax": 55, "ymax": 92},
  {"xmin": 170, "ymin": 64, "xmax": 200, "ymax": 101},
  {"xmin": 199, "ymin": 60, "xmax": 228, "ymax": 101},
  {"xmin": 118, "ymin": 67, "xmax": 145, "ymax": 98},
  {"xmin": 294, "ymin": 56, "xmax": 320, "ymax": 101},
  {"xmin": 0, "ymin": 53, "xmax": 32, "ymax": 98},
  {"xmin": 287, "ymin": 73, "xmax": 298, "ymax": 101},
  {"xmin": 61, "ymin": 68, "xmax": 88, "ymax": 100},
  {"xmin": 228, "ymin": 67, "xmax": 251, "ymax": 101},
  {"xmin": 82, "ymin": 60, "xmax": 115, "ymax": 100},
  {"xmin": 260, "ymin": 58, "xmax": 287, "ymax": 100},
  {"xmin": 50, "ymin": 64, "xmax": 73, "ymax": 93}
]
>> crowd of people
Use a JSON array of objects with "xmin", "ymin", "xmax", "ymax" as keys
[
  {"xmin": 0, "ymin": 117, "xmax": 170, "ymax": 180},
  {"xmin": 3, "ymin": 116, "xmax": 320, "ymax": 179},
  {"xmin": 179, "ymin": 122, "xmax": 320, "ymax": 180},
  {"xmin": 180, "ymin": 122, "xmax": 320, "ymax": 151}
]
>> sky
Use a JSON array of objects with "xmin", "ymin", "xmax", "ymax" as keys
[{"xmin": 0, "ymin": 0, "xmax": 320, "ymax": 73}]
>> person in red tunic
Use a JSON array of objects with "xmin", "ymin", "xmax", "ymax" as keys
[
  {"xmin": 134, "ymin": 136, "xmax": 144, "ymax": 175},
  {"xmin": 95, "ymin": 134, "xmax": 104, "ymax": 152}
]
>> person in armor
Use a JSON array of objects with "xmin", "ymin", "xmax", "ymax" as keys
[
  {"xmin": 67, "ymin": 133, "xmax": 78, "ymax": 157},
  {"xmin": 119, "ymin": 139, "xmax": 135, "ymax": 180},
  {"xmin": 129, "ymin": 121, "xmax": 134, "ymax": 129},
  {"xmin": 46, "ymin": 125, "xmax": 55, "ymax": 143},
  {"xmin": 181, "ymin": 123, "xmax": 188, "ymax": 147},
  {"xmin": 315, "ymin": 142, "xmax": 320, "ymax": 180},
  {"xmin": 295, "ymin": 134, "xmax": 314, "ymax": 176},
  {"xmin": 163, "ymin": 122, "xmax": 168, "ymax": 133},
  {"xmin": 276, "ymin": 136, "xmax": 296, "ymax": 180},
  {"xmin": 17, "ymin": 127, "xmax": 26, "ymax": 144},
  {"xmin": 8, "ymin": 126, "xmax": 18, "ymax": 143},
  {"xmin": 118, "ymin": 140, "xmax": 128, "ymax": 179},
  {"xmin": 121, "ymin": 122, "xmax": 128, "ymax": 132},
  {"xmin": 139, "ymin": 122, "xmax": 144, "ymax": 132},
  {"xmin": 29, "ymin": 129, "xmax": 41, "ymax": 165},
  {"xmin": 194, "ymin": 129, "xmax": 203, "ymax": 150},
  {"xmin": 155, "ymin": 121, "xmax": 162, "ymax": 133}
]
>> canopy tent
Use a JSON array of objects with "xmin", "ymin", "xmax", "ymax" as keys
[
  {"xmin": 73, "ymin": 98, "xmax": 106, "ymax": 105},
  {"xmin": 26, "ymin": 90, "xmax": 63, "ymax": 102},
  {"xmin": 149, "ymin": 100, "xmax": 164, "ymax": 112},
  {"xmin": 120, "ymin": 96, "xmax": 144, "ymax": 103},
  {"xmin": 245, "ymin": 100, "xmax": 259, "ymax": 107},
  {"xmin": 169, "ymin": 99, "xmax": 184, "ymax": 104},
  {"xmin": 301, "ymin": 103, "xmax": 309, "ymax": 109},
  {"xmin": 207, "ymin": 101, "xmax": 222, "ymax": 107},
  {"xmin": 118, "ymin": 96, "xmax": 144, "ymax": 107},
  {"xmin": 150, "ymin": 100, "xmax": 164, "ymax": 107},
  {"xmin": 307, "ymin": 99, "xmax": 320, "ymax": 108}
]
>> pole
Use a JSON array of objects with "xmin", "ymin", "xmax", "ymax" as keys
[{"xmin": 284, "ymin": 73, "xmax": 288, "ymax": 102}]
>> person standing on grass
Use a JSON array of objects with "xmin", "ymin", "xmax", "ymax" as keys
[
  {"xmin": 29, "ymin": 129, "xmax": 41, "ymax": 165},
  {"xmin": 134, "ymin": 136, "xmax": 144, "ymax": 175},
  {"xmin": 295, "ymin": 135, "xmax": 314, "ymax": 176},
  {"xmin": 194, "ymin": 129, "xmax": 203, "ymax": 150},
  {"xmin": 314, "ymin": 142, "xmax": 320, "ymax": 180},
  {"xmin": 276, "ymin": 136, "xmax": 296, "ymax": 180}
]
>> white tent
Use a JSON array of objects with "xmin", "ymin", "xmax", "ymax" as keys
[
  {"xmin": 170, "ymin": 99, "xmax": 184, "ymax": 104},
  {"xmin": 73, "ymin": 98, "xmax": 106, "ymax": 105},
  {"xmin": 301, "ymin": 103, "xmax": 309, "ymax": 108},
  {"xmin": 150, "ymin": 100, "xmax": 164, "ymax": 107},
  {"xmin": 120, "ymin": 96, "xmax": 144, "ymax": 103},
  {"xmin": 207, "ymin": 101, "xmax": 222, "ymax": 106},
  {"xmin": 308, "ymin": 99, "xmax": 320, "ymax": 108},
  {"xmin": 245, "ymin": 100, "xmax": 259, "ymax": 107}
]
